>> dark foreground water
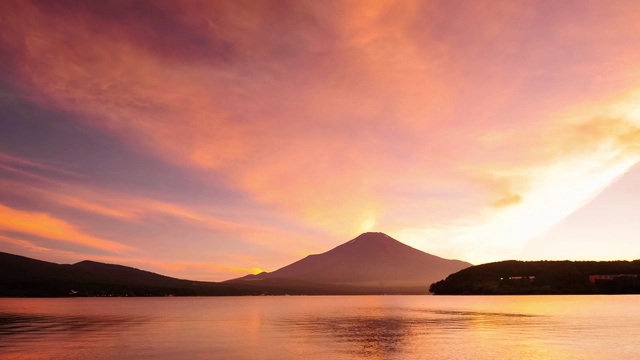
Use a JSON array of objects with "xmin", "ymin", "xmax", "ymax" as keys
[{"xmin": 0, "ymin": 295, "xmax": 639, "ymax": 360}]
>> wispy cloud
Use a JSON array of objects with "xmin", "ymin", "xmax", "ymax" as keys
[{"xmin": 0, "ymin": 204, "xmax": 133, "ymax": 254}]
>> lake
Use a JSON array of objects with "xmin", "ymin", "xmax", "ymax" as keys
[{"xmin": 1, "ymin": 295, "xmax": 639, "ymax": 359}]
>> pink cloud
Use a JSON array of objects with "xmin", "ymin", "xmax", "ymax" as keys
[{"xmin": 2, "ymin": 1, "xmax": 640, "ymax": 271}]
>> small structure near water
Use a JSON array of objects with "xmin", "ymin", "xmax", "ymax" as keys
[{"xmin": 500, "ymin": 276, "xmax": 536, "ymax": 281}]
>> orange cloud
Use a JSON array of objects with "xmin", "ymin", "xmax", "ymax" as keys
[
  {"xmin": 0, "ymin": 1, "xmax": 454, "ymax": 234},
  {"xmin": 0, "ymin": 175, "xmax": 325, "ymax": 263},
  {"xmin": 0, "ymin": 204, "xmax": 132, "ymax": 254},
  {"xmin": 150, "ymin": 261, "xmax": 265, "ymax": 279},
  {"xmin": 493, "ymin": 193, "xmax": 523, "ymax": 208}
]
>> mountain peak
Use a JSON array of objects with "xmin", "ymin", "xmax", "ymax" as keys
[
  {"xmin": 341, "ymin": 232, "xmax": 408, "ymax": 251},
  {"xmin": 229, "ymin": 232, "xmax": 472, "ymax": 288},
  {"xmin": 357, "ymin": 232, "xmax": 391, "ymax": 238},
  {"xmin": 348, "ymin": 232, "xmax": 394, "ymax": 243}
]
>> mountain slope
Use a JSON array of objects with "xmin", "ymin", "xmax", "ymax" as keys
[
  {"xmin": 231, "ymin": 232, "xmax": 471, "ymax": 289},
  {"xmin": 0, "ymin": 252, "xmax": 253, "ymax": 297}
]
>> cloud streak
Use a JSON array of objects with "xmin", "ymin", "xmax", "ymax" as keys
[{"xmin": 0, "ymin": 204, "xmax": 132, "ymax": 254}]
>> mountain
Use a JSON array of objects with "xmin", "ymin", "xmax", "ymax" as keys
[
  {"xmin": 0, "ymin": 252, "xmax": 256, "ymax": 297},
  {"xmin": 0, "ymin": 232, "xmax": 471, "ymax": 297},
  {"xmin": 429, "ymin": 260, "xmax": 640, "ymax": 295},
  {"xmin": 228, "ymin": 232, "xmax": 471, "ymax": 292}
]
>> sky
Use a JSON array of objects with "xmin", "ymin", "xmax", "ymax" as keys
[{"xmin": 1, "ymin": 0, "xmax": 640, "ymax": 281}]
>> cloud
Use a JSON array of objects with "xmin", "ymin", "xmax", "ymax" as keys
[
  {"xmin": 0, "ymin": 1, "xmax": 496, "ymax": 233},
  {"xmin": 493, "ymin": 193, "xmax": 523, "ymax": 208},
  {"xmin": 0, "ymin": 204, "xmax": 132, "ymax": 253},
  {"xmin": 0, "ymin": 171, "xmax": 327, "ymax": 267},
  {"xmin": 2, "ymin": 1, "xmax": 640, "ymax": 267},
  {"xmin": 0, "ymin": 151, "xmax": 79, "ymax": 184},
  {"xmin": 0, "ymin": 233, "xmax": 58, "ymax": 254}
]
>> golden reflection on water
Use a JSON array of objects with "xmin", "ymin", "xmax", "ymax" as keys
[{"xmin": 282, "ymin": 307, "xmax": 553, "ymax": 360}]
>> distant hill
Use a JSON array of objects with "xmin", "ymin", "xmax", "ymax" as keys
[
  {"xmin": 429, "ymin": 260, "xmax": 640, "ymax": 295},
  {"xmin": 0, "ymin": 252, "xmax": 254, "ymax": 297},
  {"xmin": 228, "ymin": 232, "xmax": 471, "ymax": 293}
]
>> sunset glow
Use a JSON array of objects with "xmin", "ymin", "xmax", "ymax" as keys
[{"xmin": 1, "ymin": 1, "xmax": 640, "ymax": 280}]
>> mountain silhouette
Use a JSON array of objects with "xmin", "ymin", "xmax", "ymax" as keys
[
  {"xmin": 230, "ymin": 232, "xmax": 471, "ymax": 290},
  {"xmin": 0, "ymin": 251, "xmax": 253, "ymax": 297},
  {"xmin": 1, "ymin": 232, "xmax": 471, "ymax": 296}
]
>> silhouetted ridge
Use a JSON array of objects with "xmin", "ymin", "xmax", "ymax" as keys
[
  {"xmin": 429, "ymin": 260, "xmax": 640, "ymax": 295},
  {"xmin": 0, "ymin": 232, "xmax": 472, "ymax": 297},
  {"xmin": 0, "ymin": 252, "xmax": 270, "ymax": 297}
]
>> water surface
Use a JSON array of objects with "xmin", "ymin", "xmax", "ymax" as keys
[{"xmin": 1, "ymin": 296, "xmax": 638, "ymax": 359}]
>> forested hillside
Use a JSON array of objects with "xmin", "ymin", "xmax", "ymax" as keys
[{"xmin": 429, "ymin": 260, "xmax": 640, "ymax": 295}]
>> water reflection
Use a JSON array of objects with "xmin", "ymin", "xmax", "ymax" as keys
[
  {"xmin": 282, "ymin": 307, "xmax": 547, "ymax": 358},
  {"xmin": 0, "ymin": 312, "xmax": 147, "ymax": 348},
  {"xmin": 1, "ymin": 297, "xmax": 638, "ymax": 360},
  {"xmin": 426, "ymin": 309, "xmax": 544, "ymax": 329},
  {"xmin": 293, "ymin": 315, "xmax": 410, "ymax": 357}
]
